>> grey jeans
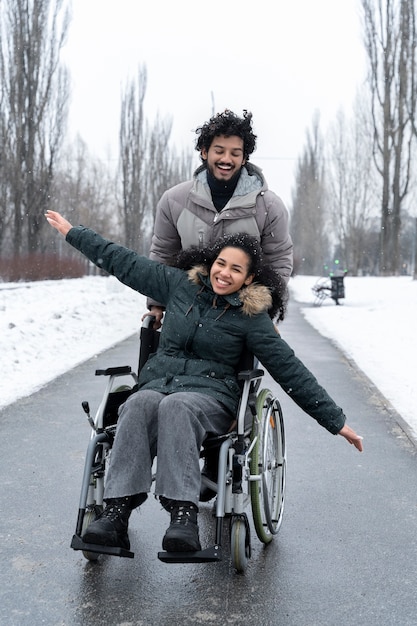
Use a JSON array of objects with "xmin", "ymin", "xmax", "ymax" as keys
[{"xmin": 104, "ymin": 389, "xmax": 233, "ymax": 506}]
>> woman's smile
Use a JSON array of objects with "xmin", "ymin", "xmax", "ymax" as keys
[{"xmin": 214, "ymin": 275, "xmax": 231, "ymax": 290}]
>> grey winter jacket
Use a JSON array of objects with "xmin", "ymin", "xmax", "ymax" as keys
[
  {"xmin": 66, "ymin": 226, "xmax": 345, "ymax": 435},
  {"xmin": 147, "ymin": 163, "xmax": 293, "ymax": 308}
]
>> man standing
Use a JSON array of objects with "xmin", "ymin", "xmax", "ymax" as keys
[{"xmin": 147, "ymin": 109, "xmax": 293, "ymax": 325}]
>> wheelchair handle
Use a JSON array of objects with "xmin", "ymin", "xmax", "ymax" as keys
[{"xmin": 142, "ymin": 314, "xmax": 157, "ymax": 330}]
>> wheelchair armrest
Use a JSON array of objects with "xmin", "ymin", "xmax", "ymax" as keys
[
  {"xmin": 95, "ymin": 366, "xmax": 132, "ymax": 376},
  {"xmin": 237, "ymin": 368, "xmax": 264, "ymax": 381}
]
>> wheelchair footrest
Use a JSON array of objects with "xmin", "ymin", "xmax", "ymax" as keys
[
  {"xmin": 157, "ymin": 544, "xmax": 222, "ymax": 563},
  {"xmin": 71, "ymin": 534, "xmax": 134, "ymax": 558}
]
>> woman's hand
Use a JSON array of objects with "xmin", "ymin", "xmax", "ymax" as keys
[
  {"xmin": 338, "ymin": 424, "xmax": 363, "ymax": 452},
  {"xmin": 45, "ymin": 210, "xmax": 73, "ymax": 237}
]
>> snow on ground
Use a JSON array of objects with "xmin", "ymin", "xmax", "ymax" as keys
[
  {"xmin": 290, "ymin": 274, "xmax": 417, "ymax": 440},
  {"xmin": 1, "ymin": 273, "xmax": 416, "ymax": 441},
  {"xmin": 0, "ymin": 276, "xmax": 146, "ymax": 409}
]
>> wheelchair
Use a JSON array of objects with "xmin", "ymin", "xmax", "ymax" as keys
[{"xmin": 70, "ymin": 317, "xmax": 286, "ymax": 573}]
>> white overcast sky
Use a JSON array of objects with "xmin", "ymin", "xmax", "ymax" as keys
[{"xmin": 61, "ymin": 0, "xmax": 366, "ymax": 207}]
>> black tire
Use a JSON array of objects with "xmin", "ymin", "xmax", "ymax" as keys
[
  {"xmin": 230, "ymin": 516, "xmax": 250, "ymax": 573},
  {"xmin": 250, "ymin": 389, "xmax": 286, "ymax": 544}
]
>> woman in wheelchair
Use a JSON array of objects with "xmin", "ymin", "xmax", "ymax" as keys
[{"xmin": 45, "ymin": 210, "xmax": 363, "ymax": 554}]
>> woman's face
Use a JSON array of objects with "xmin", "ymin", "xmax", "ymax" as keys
[{"xmin": 210, "ymin": 247, "xmax": 254, "ymax": 296}]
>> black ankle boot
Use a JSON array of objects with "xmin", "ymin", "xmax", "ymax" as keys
[
  {"xmin": 161, "ymin": 500, "xmax": 201, "ymax": 552},
  {"xmin": 82, "ymin": 496, "xmax": 134, "ymax": 549}
]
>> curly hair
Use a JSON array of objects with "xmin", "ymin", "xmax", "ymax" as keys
[
  {"xmin": 195, "ymin": 110, "xmax": 257, "ymax": 161},
  {"xmin": 176, "ymin": 233, "xmax": 288, "ymax": 321}
]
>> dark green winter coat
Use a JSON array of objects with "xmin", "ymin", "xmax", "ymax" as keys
[{"xmin": 66, "ymin": 226, "xmax": 346, "ymax": 435}]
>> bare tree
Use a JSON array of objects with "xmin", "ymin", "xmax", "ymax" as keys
[
  {"xmin": 326, "ymin": 97, "xmax": 379, "ymax": 275},
  {"xmin": 414, "ymin": 217, "xmax": 417, "ymax": 279},
  {"xmin": 0, "ymin": 0, "xmax": 70, "ymax": 257},
  {"xmin": 290, "ymin": 113, "xmax": 330, "ymax": 275},
  {"xmin": 119, "ymin": 65, "xmax": 150, "ymax": 253},
  {"xmin": 45, "ymin": 137, "xmax": 119, "ymax": 273},
  {"xmin": 147, "ymin": 118, "xmax": 194, "ymax": 222},
  {"xmin": 0, "ymin": 106, "xmax": 11, "ymax": 251},
  {"xmin": 361, "ymin": 0, "xmax": 417, "ymax": 274},
  {"xmin": 119, "ymin": 65, "xmax": 194, "ymax": 254},
  {"xmin": 50, "ymin": 137, "xmax": 118, "ymax": 235}
]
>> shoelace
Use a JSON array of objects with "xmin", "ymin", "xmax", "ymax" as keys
[
  {"xmin": 101, "ymin": 500, "xmax": 130, "ymax": 523},
  {"xmin": 172, "ymin": 507, "xmax": 194, "ymax": 525}
]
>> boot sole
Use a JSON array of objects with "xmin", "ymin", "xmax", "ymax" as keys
[
  {"xmin": 162, "ymin": 532, "xmax": 201, "ymax": 552},
  {"xmin": 82, "ymin": 531, "xmax": 130, "ymax": 551}
]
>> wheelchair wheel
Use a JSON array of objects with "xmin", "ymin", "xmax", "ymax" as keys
[
  {"xmin": 250, "ymin": 388, "xmax": 286, "ymax": 544},
  {"xmin": 81, "ymin": 506, "xmax": 103, "ymax": 561},
  {"xmin": 230, "ymin": 515, "xmax": 251, "ymax": 573}
]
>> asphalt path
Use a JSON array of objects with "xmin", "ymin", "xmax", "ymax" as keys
[{"xmin": 1, "ymin": 299, "xmax": 417, "ymax": 626}]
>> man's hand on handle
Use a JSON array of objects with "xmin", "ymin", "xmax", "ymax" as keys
[{"xmin": 141, "ymin": 306, "xmax": 164, "ymax": 329}]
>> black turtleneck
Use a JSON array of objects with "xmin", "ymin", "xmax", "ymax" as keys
[{"xmin": 206, "ymin": 168, "xmax": 241, "ymax": 212}]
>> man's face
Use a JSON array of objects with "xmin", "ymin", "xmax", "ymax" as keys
[{"xmin": 201, "ymin": 135, "xmax": 246, "ymax": 182}]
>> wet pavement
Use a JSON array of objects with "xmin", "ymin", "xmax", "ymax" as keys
[{"xmin": 1, "ymin": 300, "xmax": 417, "ymax": 625}]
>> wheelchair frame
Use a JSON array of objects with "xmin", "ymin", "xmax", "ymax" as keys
[{"xmin": 70, "ymin": 318, "xmax": 286, "ymax": 572}]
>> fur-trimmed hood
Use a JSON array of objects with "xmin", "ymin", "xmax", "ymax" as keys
[{"xmin": 187, "ymin": 265, "xmax": 272, "ymax": 316}]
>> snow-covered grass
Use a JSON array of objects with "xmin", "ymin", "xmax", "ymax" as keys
[
  {"xmin": 1, "ymin": 273, "xmax": 416, "ymax": 442},
  {"xmin": 290, "ymin": 274, "xmax": 417, "ymax": 440}
]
